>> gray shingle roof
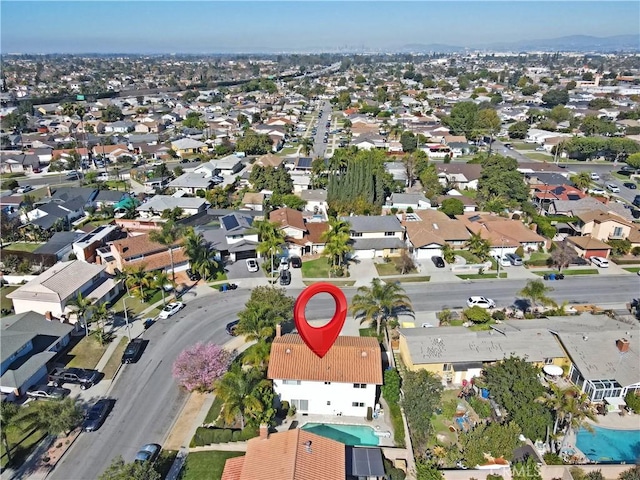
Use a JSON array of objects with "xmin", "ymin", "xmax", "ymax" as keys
[
  {"xmin": 33, "ymin": 231, "xmax": 83, "ymax": 255},
  {"xmin": 343, "ymin": 215, "xmax": 403, "ymax": 233},
  {"xmin": 352, "ymin": 238, "xmax": 405, "ymax": 250}
]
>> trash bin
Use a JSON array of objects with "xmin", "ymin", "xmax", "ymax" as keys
[
  {"xmin": 222, "ymin": 284, "xmax": 228, "ymax": 292},
  {"xmin": 549, "ymin": 273, "xmax": 556, "ymax": 281}
]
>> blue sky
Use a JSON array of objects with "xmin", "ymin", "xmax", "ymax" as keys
[{"xmin": 1, "ymin": 1, "xmax": 638, "ymax": 54}]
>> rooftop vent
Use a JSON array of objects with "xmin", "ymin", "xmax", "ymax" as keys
[
  {"xmin": 361, "ymin": 351, "xmax": 367, "ymax": 358},
  {"xmin": 304, "ymin": 440, "xmax": 312, "ymax": 453},
  {"xmin": 616, "ymin": 338, "xmax": 630, "ymax": 353},
  {"xmin": 285, "ymin": 348, "xmax": 291, "ymax": 354}
]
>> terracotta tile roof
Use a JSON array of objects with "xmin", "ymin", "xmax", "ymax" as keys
[
  {"xmin": 456, "ymin": 213, "xmax": 547, "ymax": 246},
  {"xmin": 221, "ymin": 456, "xmax": 245, "ymax": 480},
  {"xmin": 304, "ymin": 222, "xmax": 329, "ymax": 244},
  {"xmin": 229, "ymin": 429, "xmax": 345, "ymax": 480},
  {"xmin": 111, "ymin": 233, "xmax": 182, "ymax": 259},
  {"xmin": 268, "ymin": 334, "xmax": 382, "ymax": 385},
  {"xmin": 124, "ymin": 248, "xmax": 189, "ymax": 272},
  {"xmin": 403, "ymin": 210, "xmax": 470, "ymax": 248},
  {"xmin": 270, "ymin": 208, "xmax": 306, "ymax": 231}
]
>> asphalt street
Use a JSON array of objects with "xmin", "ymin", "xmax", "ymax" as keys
[{"xmin": 49, "ymin": 274, "xmax": 639, "ymax": 480}]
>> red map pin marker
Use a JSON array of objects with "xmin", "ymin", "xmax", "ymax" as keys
[{"xmin": 294, "ymin": 282, "xmax": 347, "ymax": 358}]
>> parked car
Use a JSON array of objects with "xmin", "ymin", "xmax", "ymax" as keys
[
  {"xmin": 431, "ymin": 256, "xmax": 445, "ymax": 268},
  {"xmin": 588, "ymin": 188, "xmax": 606, "ymax": 196},
  {"xmin": 48, "ymin": 367, "xmax": 100, "ymax": 390},
  {"xmin": 623, "ymin": 182, "xmax": 637, "ymax": 189},
  {"xmin": 290, "ymin": 256, "xmax": 302, "ymax": 268},
  {"xmin": 246, "ymin": 258, "xmax": 259, "ymax": 272},
  {"xmin": 467, "ymin": 296, "xmax": 496, "ymax": 309},
  {"xmin": 634, "ymin": 195, "xmax": 640, "ymax": 207},
  {"xmin": 590, "ymin": 256, "xmax": 609, "ymax": 268},
  {"xmin": 16, "ymin": 185, "xmax": 34, "ymax": 194},
  {"xmin": 493, "ymin": 255, "xmax": 511, "ymax": 267},
  {"xmin": 26, "ymin": 384, "xmax": 71, "ymax": 400},
  {"xmin": 121, "ymin": 338, "xmax": 144, "ymax": 364},
  {"xmin": 590, "ymin": 172, "xmax": 600, "ymax": 181},
  {"xmin": 279, "ymin": 270, "xmax": 291, "ymax": 286},
  {"xmin": 505, "ymin": 253, "xmax": 523, "ymax": 266},
  {"xmin": 83, "ymin": 399, "xmax": 115, "ymax": 432},
  {"xmin": 421, "ymin": 323, "xmax": 435, "ymax": 328},
  {"xmin": 279, "ymin": 257, "xmax": 289, "ymax": 270},
  {"xmin": 226, "ymin": 319, "xmax": 239, "ymax": 336},
  {"xmin": 135, "ymin": 443, "xmax": 161, "ymax": 464},
  {"xmin": 186, "ymin": 269, "xmax": 201, "ymax": 281},
  {"xmin": 158, "ymin": 302, "xmax": 185, "ymax": 319},
  {"xmin": 606, "ymin": 183, "xmax": 620, "ymax": 193}
]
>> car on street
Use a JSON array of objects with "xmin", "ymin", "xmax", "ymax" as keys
[
  {"xmin": 606, "ymin": 183, "xmax": 620, "ymax": 193},
  {"xmin": 83, "ymin": 399, "xmax": 115, "ymax": 432},
  {"xmin": 590, "ymin": 256, "xmax": 609, "ymax": 268},
  {"xmin": 505, "ymin": 253, "xmax": 523, "ymax": 266},
  {"xmin": 467, "ymin": 296, "xmax": 496, "ymax": 309},
  {"xmin": 634, "ymin": 195, "xmax": 640, "ymax": 207},
  {"xmin": 290, "ymin": 256, "xmax": 302, "ymax": 268},
  {"xmin": 279, "ymin": 270, "xmax": 291, "ymax": 286},
  {"xmin": 134, "ymin": 443, "xmax": 161, "ymax": 464},
  {"xmin": 226, "ymin": 319, "xmax": 239, "ymax": 336},
  {"xmin": 246, "ymin": 258, "xmax": 259, "ymax": 272},
  {"xmin": 121, "ymin": 338, "xmax": 144, "ymax": 364},
  {"xmin": 26, "ymin": 384, "xmax": 71, "ymax": 400},
  {"xmin": 16, "ymin": 185, "xmax": 34, "ymax": 194},
  {"xmin": 590, "ymin": 172, "xmax": 600, "ymax": 180},
  {"xmin": 421, "ymin": 322, "xmax": 435, "ymax": 328},
  {"xmin": 158, "ymin": 302, "xmax": 185, "ymax": 319},
  {"xmin": 535, "ymin": 146, "xmax": 545, "ymax": 151},
  {"xmin": 186, "ymin": 269, "xmax": 201, "ymax": 281},
  {"xmin": 431, "ymin": 256, "xmax": 445, "ymax": 268},
  {"xmin": 624, "ymin": 182, "xmax": 637, "ymax": 189}
]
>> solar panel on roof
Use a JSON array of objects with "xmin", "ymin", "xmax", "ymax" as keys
[
  {"xmin": 221, "ymin": 215, "xmax": 239, "ymax": 231},
  {"xmin": 297, "ymin": 157, "xmax": 312, "ymax": 168},
  {"xmin": 567, "ymin": 194, "xmax": 580, "ymax": 200},
  {"xmin": 469, "ymin": 215, "xmax": 481, "ymax": 222}
]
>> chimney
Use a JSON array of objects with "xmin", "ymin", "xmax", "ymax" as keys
[
  {"xmin": 45, "ymin": 311, "xmax": 53, "ymax": 321},
  {"xmin": 616, "ymin": 338, "xmax": 630, "ymax": 353},
  {"xmin": 275, "ymin": 324, "xmax": 282, "ymax": 338},
  {"xmin": 259, "ymin": 424, "xmax": 269, "ymax": 440},
  {"xmin": 304, "ymin": 440, "xmax": 312, "ymax": 453}
]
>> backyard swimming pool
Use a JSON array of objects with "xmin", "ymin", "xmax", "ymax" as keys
[
  {"xmin": 576, "ymin": 426, "xmax": 640, "ymax": 463},
  {"xmin": 301, "ymin": 423, "xmax": 379, "ymax": 446}
]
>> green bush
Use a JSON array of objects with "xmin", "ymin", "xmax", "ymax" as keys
[
  {"xmin": 492, "ymin": 310, "xmax": 506, "ymax": 321},
  {"xmin": 231, "ymin": 430, "xmax": 242, "ymax": 442},
  {"xmin": 543, "ymin": 452, "xmax": 564, "ymax": 465},
  {"xmin": 468, "ymin": 396, "xmax": 492, "ymax": 419},
  {"xmin": 192, "ymin": 427, "xmax": 258, "ymax": 446},
  {"xmin": 625, "ymin": 392, "xmax": 640, "ymax": 413},
  {"xmin": 388, "ymin": 403, "xmax": 405, "ymax": 447},
  {"xmin": 219, "ymin": 429, "xmax": 233, "ymax": 443},
  {"xmin": 463, "ymin": 306, "xmax": 491, "ymax": 324},
  {"xmin": 382, "ymin": 368, "xmax": 401, "ymax": 403},
  {"xmin": 515, "ymin": 246, "xmax": 525, "ymax": 258},
  {"xmin": 240, "ymin": 426, "xmax": 259, "ymax": 441}
]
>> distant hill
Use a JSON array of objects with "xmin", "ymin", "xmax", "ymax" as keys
[
  {"xmin": 396, "ymin": 43, "xmax": 466, "ymax": 53},
  {"xmin": 486, "ymin": 34, "xmax": 639, "ymax": 52}
]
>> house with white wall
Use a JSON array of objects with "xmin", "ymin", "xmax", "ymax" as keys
[
  {"xmin": 342, "ymin": 215, "xmax": 405, "ymax": 259},
  {"xmin": 268, "ymin": 334, "xmax": 383, "ymax": 417}
]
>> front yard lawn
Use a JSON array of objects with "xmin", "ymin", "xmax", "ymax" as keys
[
  {"xmin": 533, "ymin": 269, "xmax": 599, "ymax": 276},
  {"xmin": 301, "ymin": 258, "xmax": 331, "ymax": 278},
  {"xmin": 456, "ymin": 273, "xmax": 507, "ymax": 279},
  {"xmin": 526, "ymin": 152, "xmax": 553, "ymax": 161},
  {"xmin": 374, "ymin": 262, "xmax": 398, "ymax": 276},
  {"xmin": 1, "ymin": 286, "xmax": 18, "ymax": 311},
  {"xmin": 64, "ymin": 335, "xmax": 109, "ymax": 369},
  {"xmin": 454, "ymin": 250, "xmax": 482, "ymax": 264},
  {"xmin": 180, "ymin": 451, "xmax": 244, "ymax": 480},
  {"xmin": 101, "ymin": 336, "xmax": 128, "ymax": 380},
  {"xmin": 204, "ymin": 396, "xmax": 224, "ymax": 425},
  {"xmin": 110, "ymin": 290, "xmax": 165, "ymax": 318},
  {"xmin": 302, "ymin": 280, "xmax": 355, "ymax": 287},
  {"xmin": 623, "ymin": 267, "xmax": 640, "ymax": 273},
  {"xmin": 384, "ymin": 276, "xmax": 431, "ymax": 283},
  {"xmin": 3, "ymin": 242, "xmax": 45, "ymax": 252}
]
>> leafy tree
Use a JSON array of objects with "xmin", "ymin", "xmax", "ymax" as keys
[
  {"xmin": 397, "ymin": 249, "xmax": 416, "ymax": 274},
  {"xmin": 463, "ymin": 306, "xmax": 491, "ymax": 324},
  {"xmin": 467, "ymin": 232, "xmax": 491, "ymax": 261},
  {"xmin": 417, "ymin": 163, "xmax": 443, "ymax": 199},
  {"xmin": 249, "ymin": 166, "xmax": 293, "ymax": 195},
  {"xmin": 476, "ymin": 108, "xmax": 501, "ymax": 150},
  {"xmin": 439, "ymin": 198, "xmax": 464, "ymax": 217},
  {"xmin": 624, "ymin": 391, "xmax": 640, "ymax": 413},
  {"xmin": 102, "ymin": 104, "xmax": 123, "ymax": 122},
  {"xmin": 269, "ymin": 193, "xmax": 306, "ymax": 211},
  {"xmin": 351, "ymin": 278, "xmax": 413, "ymax": 337},
  {"xmin": 441, "ymin": 243, "xmax": 456, "ymax": 264},
  {"xmin": 381, "ymin": 368, "xmax": 401, "ymax": 403},
  {"xmin": 550, "ymin": 241, "xmax": 575, "ymax": 271},
  {"xmin": 236, "ymin": 286, "xmax": 295, "ymax": 343},
  {"xmin": 415, "ymin": 460, "xmax": 444, "ymax": 480},
  {"xmin": 36, "ymin": 397, "xmax": 84, "ymax": 435},
  {"xmin": 608, "ymin": 239, "xmax": 631, "ymax": 257},
  {"xmin": 542, "ymin": 89, "xmax": 569, "ymax": 107},
  {"xmin": 626, "ymin": 152, "xmax": 640, "ymax": 170},
  {"xmin": 444, "ymin": 101, "xmax": 478, "ymax": 139},
  {"xmin": 479, "ymin": 356, "xmax": 552, "ymax": 441},
  {"xmin": 182, "ymin": 112, "xmax": 206, "ymax": 129},
  {"xmin": 99, "ymin": 455, "xmax": 160, "ymax": 480},
  {"xmin": 618, "ymin": 466, "xmax": 640, "ymax": 480},
  {"xmin": 400, "ymin": 131, "xmax": 417, "ymax": 153},
  {"xmin": 236, "ymin": 131, "xmax": 272, "ymax": 155},
  {"xmin": 149, "ymin": 220, "xmax": 184, "ymax": 284},
  {"xmin": 459, "ymin": 421, "xmax": 522, "ymax": 468},
  {"xmin": 401, "ymin": 370, "xmax": 443, "ymax": 456},
  {"xmin": 477, "ymin": 154, "xmax": 529, "ymax": 208},
  {"xmin": 518, "ymin": 279, "xmax": 555, "ymax": 308},
  {"xmin": 172, "ymin": 342, "xmax": 232, "ymax": 392},
  {"xmin": 548, "ymin": 105, "xmax": 573, "ymax": 124}
]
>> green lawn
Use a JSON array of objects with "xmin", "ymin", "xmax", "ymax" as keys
[
  {"xmin": 302, "ymin": 280, "xmax": 355, "ymax": 287},
  {"xmin": 510, "ymin": 141, "xmax": 538, "ymax": 150},
  {"xmin": 454, "ymin": 250, "xmax": 482, "ymax": 263},
  {"xmin": 84, "ymin": 218, "xmax": 115, "ymax": 229},
  {"xmin": 429, "ymin": 389, "xmax": 460, "ymax": 447},
  {"xmin": 384, "ymin": 276, "xmax": 431, "ymax": 283},
  {"xmin": 102, "ymin": 336, "xmax": 128, "ymax": 380},
  {"xmin": 533, "ymin": 269, "xmax": 599, "ymax": 276},
  {"xmin": 528, "ymin": 252, "xmax": 550, "ymax": 262},
  {"xmin": 374, "ymin": 262, "xmax": 398, "ymax": 276},
  {"xmin": 459, "ymin": 189, "xmax": 477, "ymax": 199},
  {"xmin": 526, "ymin": 153, "xmax": 554, "ymax": 161},
  {"xmin": 110, "ymin": 290, "xmax": 165, "ymax": 318},
  {"xmin": 301, "ymin": 258, "xmax": 331, "ymax": 278},
  {"xmin": 3, "ymin": 242, "xmax": 46, "ymax": 252},
  {"xmin": 180, "ymin": 451, "xmax": 245, "ymax": 480},
  {"xmin": 1, "ymin": 286, "xmax": 18, "ymax": 311},
  {"xmin": 623, "ymin": 267, "xmax": 640, "ymax": 273},
  {"xmin": 65, "ymin": 335, "xmax": 109, "ymax": 369},
  {"xmin": 456, "ymin": 273, "xmax": 507, "ymax": 280},
  {"xmin": 204, "ymin": 397, "xmax": 224, "ymax": 425}
]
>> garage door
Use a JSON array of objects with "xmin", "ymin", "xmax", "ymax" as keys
[
  {"xmin": 417, "ymin": 248, "xmax": 442, "ymax": 259},
  {"xmin": 235, "ymin": 250, "xmax": 257, "ymax": 261}
]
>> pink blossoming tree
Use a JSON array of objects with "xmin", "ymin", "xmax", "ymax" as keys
[{"xmin": 172, "ymin": 342, "xmax": 232, "ymax": 392}]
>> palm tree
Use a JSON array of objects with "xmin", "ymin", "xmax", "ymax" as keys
[
  {"xmin": 242, "ymin": 340, "xmax": 271, "ymax": 371},
  {"xmin": 152, "ymin": 271, "xmax": 171, "ymax": 306},
  {"xmin": 125, "ymin": 265, "xmax": 149, "ymax": 301},
  {"xmin": 441, "ymin": 243, "xmax": 456, "ymax": 264},
  {"xmin": 518, "ymin": 279, "xmax": 556, "ymax": 309},
  {"xmin": 149, "ymin": 220, "xmax": 184, "ymax": 284},
  {"xmin": 183, "ymin": 228, "xmax": 219, "ymax": 281},
  {"xmin": 300, "ymin": 137, "xmax": 314, "ymax": 156},
  {"xmin": 113, "ymin": 268, "xmax": 131, "ymax": 297},
  {"xmin": 536, "ymin": 383, "xmax": 576, "ymax": 438},
  {"xmin": 89, "ymin": 302, "xmax": 112, "ymax": 345},
  {"xmin": 214, "ymin": 367, "xmax": 272, "ymax": 430},
  {"xmin": 252, "ymin": 219, "xmax": 285, "ymax": 277},
  {"xmin": 236, "ymin": 303, "xmax": 280, "ymax": 343},
  {"xmin": 350, "ymin": 278, "xmax": 413, "ymax": 337},
  {"xmin": 570, "ymin": 172, "xmax": 592, "ymax": 192},
  {"xmin": 321, "ymin": 217, "xmax": 352, "ymax": 273},
  {"xmin": 67, "ymin": 291, "xmax": 93, "ymax": 336},
  {"xmin": 467, "ymin": 232, "xmax": 491, "ymax": 261}
]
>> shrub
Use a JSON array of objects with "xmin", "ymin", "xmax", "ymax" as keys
[
  {"xmin": 463, "ymin": 306, "xmax": 491, "ymax": 324},
  {"xmin": 240, "ymin": 426, "xmax": 259, "ymax": 441},
  {"xmin": 219, "ymin": 429, "xmax": 233, "ymax": 443},
  {"xmin": 468, "ymin": 396, "xmax": 491, "ymax": 419},
  {"xmin": 231, "ymin": 430, "xmax": 242, "ymax": 442},
  {"xmin": 515, "ymin": 246, "xmax": 525, "ymax": 257},
  {"xmin": 382, "ymin": 368, "xmax": 401, "ymax": 403},
  {"xmin": 492, "ymin": 310, "xmax": 506, "ymax": 321},
  {"xmin": 631, "ymin": 246, "xmax": 640, "ymax": 256},
  {"xmin": 543, "ymin": 452, "xmax": 564, "ymax": 465},
  {"xmin": 625, "ymin": 392, "xmax": 640, "ymax": 413}
]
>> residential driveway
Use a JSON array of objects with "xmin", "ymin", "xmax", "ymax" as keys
[{"xmin": 224, "ymin": 258, "xmax": 266, "ymax": 284}]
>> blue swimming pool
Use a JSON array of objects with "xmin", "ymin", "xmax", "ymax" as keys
[
  {"xmin": 576, "ymin": 426, "xmax": 640, "ymax": 463},
  {"xmin": 301, "ymin": 423, "xmax": 379, "ymax": 446}
]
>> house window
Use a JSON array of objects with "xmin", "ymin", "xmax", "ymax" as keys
[
  {"xmin": 351, "ymin": 402, "xmax": 365, "ymax": 407},
  {"xmin": 283, "ymin": 380, "xmax": 301, "ymax": 386},
  {"xmin": 612, "ymin": 227, "xmax": 623, "ymax": 238},
  {"xmin": 351, "ymin": 232, "xmax": 363, "ymax": 237},
  {"xmin": 291, "ymin": 399, "xmax": 308, "ymax": 411},
  {"xmin": 128, "ymin": 254, "xmax": 144, "ymax": 262},
  {"xmin": 443, "ymin": 364, "xmax": 453, "ymax": 372},
  {"xmin": 353, "ymin": 383, "xmax": 366, "ymax": 389},
  {"xmin": 385, "ymin": 231, "xmax": 396, "ymax": 236}
]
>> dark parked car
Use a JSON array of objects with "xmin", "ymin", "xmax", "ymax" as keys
[
  {"xmin": 49, "ymin": 367, "xmax": 100, "ymax": 390},
  {"xmin": 624, "ymin": 182, "xmax": 637, "ymax": 190},
  {"xmin": 279, "ymin": 270, "xmax": 291, "ymax": 286},
  {"xmin": 121, "ymin": 338, "xmax": 144, "ymax": 364},
  {"xmin": 633, "ymin": 195, "xmax": 640, "ymax": 207},
  {"xmin": 290, "ymin": 256, "xmax": 302, "ymax": 268},
  {"xmin": 431, "ymin": 256, "xmax": 445, "ymax": 268},
  {"xmin": 135, "ymin": 443, "xmax": 161, "ymax": 464},
  {"xmin": 186, "ymin": 269, "xmax": 201, "ymax": 281},
  {"xmin": 83, "ymin": 399, "xmax": 115, "ymax": 432},
  {"xmin": 226, "ymin": 320, "xmax": 239, "ymax": 336}
]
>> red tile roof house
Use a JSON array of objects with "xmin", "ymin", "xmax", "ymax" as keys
[
  {"xmin": 267, "ymin": 334, "xmax": 383, "ymax": 417},
  {"xmin": 104, "ymin": 233, "xmax": 189, "ymax": 276},
  {"xmin": 403, "ymin": 210, "xmax": 471, "ymax": 260},
  {"xmin": 269, "ymin": 207, "xmax": 329, "ymax": 257}
]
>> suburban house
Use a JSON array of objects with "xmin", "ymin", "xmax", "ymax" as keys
[
  {"xmin": 548, "ymin": 196, "xmax": 633, "ymax": 221},
  {"xmin": 200, "ymin": 211, "xmax": 260, "ymax": 262},
  {"xmin": 32, "ymin": 231, "xmax": 83, "ymax": 260},
  {"xmin": 268, "ymin": 334, "xmax": 383, "ymax": 417},
  {"xmin": 240, "ymin": 192, "xmax": 267, "ymax": 211},
  {"xmin": 1, "ymin": 311, "xmax": 74, "ymax": 399},
  {"xmin": 24, "ymin": 196, "xmax": 87, "ymax": 230},
  {"xmin": 456, "ymin": 212, "xmax": 548, "ymax": 254},
  {"xmin": 569, "ymin": 211, "xmax": 634, "ymax": 242},
  {"xmin": 72, "ymin": 224, "xmax": 123, "ymax": 263},
  {"xmin": 6, "ymin": 260, "xmax": 120, "ymax": 318},
  {"xmin": 253, "ymin": 152, "xmax": 285, "ymax": 169},
  {"xmin": 194, "ymin": 154, "xmax": 243, "ymax": 177},
  {"xmin": 531, "ymin": 184, "xmax": 586, "ymax": 212},
  {"xmin": 221, "ymin": 428, "xmax": 386, "ymax": 480},
  {"xmin": 170, "ymin": 138, "xmax": 208, "ymax": 157},
  {"xmin": 269, "ymin": 208, "xmax": 328, "ymax": 258},
  {"xmin": 384, "ymin": 162, "xmax": 408, "ymax": 186},
  {"xmin": 300, "ymin": 190, "xmax": 329, "ymax": 221},
  {"xmin": 436, "ymin": 164, "xmax": 482, "ymax": 190},
  {"xmin": 106, "ymin": 232, "xmax": 188, "ymax": 275},
  {"xmin": 136, "ymin": 195, "xmax": 208, "ymax": 218},
  {"xmin": 0, "ymin": 152, "xmax": 41, "ymax": 174},
  {"xmin": 343, "ymin": 215, "xmax": 405, "ymax": 259},
  {"xmin": 398, "ymin": 325, "xmax": 567, "ymax": 386},
  {"xmin": 565, "ymin": 236, "xmax": 612, "ymax": 259},
  {"xmin": 384, "ymin": 193, "xmax": 431, "ymax": 212},
  {"xmin": 91, "ymin": 144, "xmax": 130, "ymax": 162},
  {"xmin": 403, "ymin": 210, "xmax": 471, "ymax": 260},
  {"xmin": 168, "ymin": 172, "xmax": 215, "ymax": 195},
  {"xmin": 93, "ymin": 190, "xmax": 128, "ymax": 210}
]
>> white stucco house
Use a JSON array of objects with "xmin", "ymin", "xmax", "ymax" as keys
[
  {"xmin": 267, "ymin": 334, "xmax": 383, "ymax": 417},
  {"xmin": 342, "ymin": 215, "xmax": 405, "ymax": 259}
]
